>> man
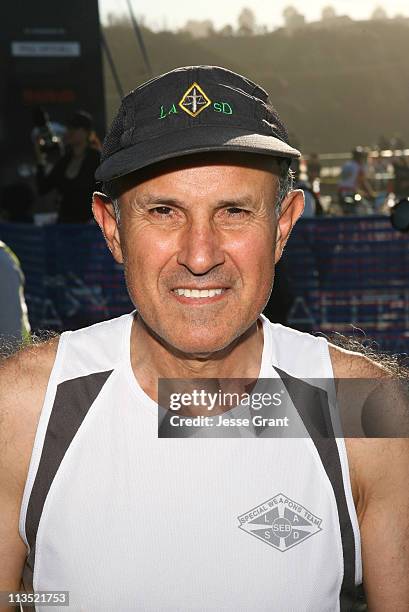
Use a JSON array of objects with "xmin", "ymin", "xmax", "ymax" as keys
[
  {"xmin": 392, "ymin": 155, "xmax": 409, "ymax": 200},
  {"xmin": 0, "ymin": 66, "xmax": 408, "ymax": 611},
  {"xmin": 338, "ymin": 147, "xmax": 375, "ymax": 213},
  {"xmin": 35, "ymin": 111, "xmax": 100, "ymax": 223}
]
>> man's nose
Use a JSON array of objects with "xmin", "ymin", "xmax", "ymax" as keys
[{"xmin": 177, "ymin": 218, "xmax": 225, "ymax": 275}]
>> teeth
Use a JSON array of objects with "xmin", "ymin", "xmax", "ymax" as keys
[{"xmin": 174, "ymin": 288, "xmax": 224, "ymax": 298}]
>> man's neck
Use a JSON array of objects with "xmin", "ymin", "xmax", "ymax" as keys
[{"xmin": 130, "ymin": 314, "xmax": 265, "ymax": 403}]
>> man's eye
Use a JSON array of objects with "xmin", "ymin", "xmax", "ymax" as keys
[
  {"xmin": 150, "ymin": 206, "xmax": 173, "ymax": 216},
  {"xmin": 226, "ymin": 207, "xmax": 249, "ymax": 216}
]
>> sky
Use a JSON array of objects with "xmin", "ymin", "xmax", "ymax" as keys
[{"xmin": 99, "ymin": 0, "xmax": 409, "ymax": 30}]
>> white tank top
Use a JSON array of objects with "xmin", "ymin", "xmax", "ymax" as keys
[{"xmin": 19, "ymin": 312, "xmax": 362, "ymax": 611}]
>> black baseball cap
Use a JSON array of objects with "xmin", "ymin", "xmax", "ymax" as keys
[{"xmin": 95, "ymin": 65, "xmax": 301, "ymax": 182}]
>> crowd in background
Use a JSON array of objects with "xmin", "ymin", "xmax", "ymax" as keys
[
  {"xmin": 1, "ymin": 113, "xmax": 409, "ymax": 343},
  {"xmin": 296, "ymin": 141, "xmax": 409, "ymax": 218},
  {"xmin": 0, "ymin": 110, "xmax": 408, "ymax": 224},
  {"xmin": 0, "ymin": 108, "xmax": 101, "ymax": 225}
]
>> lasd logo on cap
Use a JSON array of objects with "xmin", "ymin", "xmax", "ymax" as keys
[
  {"xmin": 179, "ymin": 82, "xmax": 211, "ymax": 117},
  {"xmin": 158, "ymin": 82, "xmax": 233, "ymax": 120}
]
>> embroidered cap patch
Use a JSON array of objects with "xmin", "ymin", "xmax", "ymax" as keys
[{"xmin": 179, "ymin": 82, "xmax": 211, "ymax": 117}]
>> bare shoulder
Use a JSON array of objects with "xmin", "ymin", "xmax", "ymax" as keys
[
  {"xmin": 328, "ymin": 342, "xmax": 409, "ymax": 525},
  {"xmin": 0, "ymin": 336, "xmax": 60, "ymax": 490},
  {"xmin": 328, "ymin": 342, "xmax": 391, "ymax": 378},
  {"xmin": 0, "ymin": 336, "xmax": 60, "ymax": 592}
]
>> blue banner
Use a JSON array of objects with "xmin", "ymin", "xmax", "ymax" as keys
[{"xmin": 0, "ymin": 216, "xmax": 408, "ymax": 354}]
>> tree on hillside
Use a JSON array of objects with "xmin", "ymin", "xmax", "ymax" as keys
[
  {"xmin": 371, "ymin": 6, "xmax": 388, "ymax": 20},
  {"xmin": 283, "ymin": 6, "xmax": 305, "ymax": 30},
  {"xmin": 102, "ymin": 19, "xmax": 409, "ymax": 151},
  {"xmin": 219, "ymin": 24, "xmax": 234, "ymax": 37},
  {"xmin": 106, "ymin": 12, "xmax": 131, "ymax": 27},
  {"xmin": 321, "ymin": 6, "xmax": 336, "ymax": 21},
  {"xmin": 182, "ymin": 19, "xmax": 214, "ymax": 38},
  {"xmin": 238, "ymin": 8, "xmax": 257, "ymax": 35}
]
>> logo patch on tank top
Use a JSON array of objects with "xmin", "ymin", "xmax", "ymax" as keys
[{"xmin": 237, "ymin": 493, "xmax": 322, "ymax": 552}]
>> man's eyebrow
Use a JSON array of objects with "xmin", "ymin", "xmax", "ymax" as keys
[
  {"xmin": 216, "ymin": 195, "xmax": 256, "ymax": 208},
  {"xmin": 130, "ymin": 195, "xmax": 184, "ymax": 209},
  {"xmin": 130, "ymin": 195, "xmax": 257, "ymax": 209}
]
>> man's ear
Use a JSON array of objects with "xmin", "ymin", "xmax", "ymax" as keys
[
  {"xmin": 92, "ymin": 192, "xmax": 124, "ymax": 264},
  {"xmin": 274, "ymin": 189, "xmax": 304, "ymax": 264}
]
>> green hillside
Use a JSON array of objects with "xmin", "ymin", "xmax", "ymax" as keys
[{"xmin": 103, "ymin": 19, "xmax": 409, "ymax": 154}]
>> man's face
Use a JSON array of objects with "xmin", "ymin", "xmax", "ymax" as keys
[{"xmin": 94, "ymin": 154, "xmax": 303, "ymax": 355}]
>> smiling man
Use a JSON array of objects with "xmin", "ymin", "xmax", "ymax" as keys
[
  {"xmin": 1, "ymin": 66, "xmax": 408, "ymax": 612},
  {"xmin": 96, "ymin": 152, "xmax": 299, "ymax": 374}
]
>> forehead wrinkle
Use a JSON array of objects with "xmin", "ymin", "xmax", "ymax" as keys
[{"xmin": 121, "ymin": 163, "xmax": 279, "ymax": 210}]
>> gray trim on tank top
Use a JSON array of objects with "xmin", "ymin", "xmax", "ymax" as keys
[
  {"xmin": 275, "ymin": 367, "xmax": 359, "ymax": 611},
  {"xmin": 21, "ymin": 370, "xmax": 114, "ymax": 610}
]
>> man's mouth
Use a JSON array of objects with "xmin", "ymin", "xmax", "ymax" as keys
[{"xmin": 171, "ymin": 287, "xmax": 229, "ymax": 302}]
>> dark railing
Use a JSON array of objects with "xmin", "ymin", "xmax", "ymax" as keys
[{"xmin": 1, "ymin": 215, "xmax": 408, "ymax": 354}]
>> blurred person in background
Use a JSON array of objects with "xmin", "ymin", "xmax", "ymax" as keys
[
  {"xmin": 296, "ymin": 159, "xmax": 323, "ymax": 218},
  {"xmin": 35, "ymin": 111, "xmax": 101, "ymax": 223},
  {"xmin": 297, "ymin": 176, "xmax": 324, "ymax": 217},
  {"xmin": 392, "ymin": 156, "xmax": 409, "ymax": 200},
  {"xmin": 338, "ymin": 147, "xmax": 376, "ymax": 214},
  {"xmin": 390, "ymin": 134, "xmax": 405, "ymax": 151},
  {"xmin": 0, "ymin": 241, "xmax": 30, "ymax": 347},
  {"xmin": 31, "ymin": 107, "xmax": 65, "ymax": 168},
  {"xmin": 338, "ymin": 147, "xmax": 375, "ymax": 202},
  {"xmin": 306, "ymin": 152, "xmax": 321, "ymax": 184}
]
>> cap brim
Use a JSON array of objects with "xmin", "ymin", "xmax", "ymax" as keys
[{"xmin": 95, "ymin": 126, "xmax": 301, "ymax": 182}]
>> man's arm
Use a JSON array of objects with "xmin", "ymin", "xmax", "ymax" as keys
[
  {"xmin": 0, "ymin": 339, "xmax": 58, "ymax": 606},
  {"xmin": 355, "ymin": 437, "xmax": 409, "ymax": 611},
  {"xmin": 329, "ymin": 344, "xmax": 409, "ymax": 610}
]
